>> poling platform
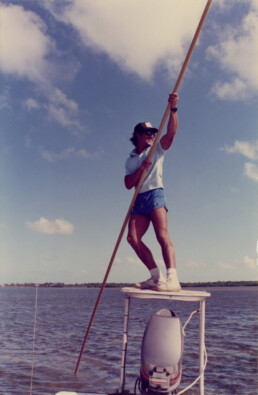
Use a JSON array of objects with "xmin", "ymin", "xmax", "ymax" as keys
[
  {"xmin": 119, "ymin": 287, "xmax": 211, "ymax": 395},
  {"xmin": 121, "ymin": 287, "xmax": 210, "ymax": 301}
]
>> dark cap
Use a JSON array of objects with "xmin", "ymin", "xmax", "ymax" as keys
[{"xmin": 134, "ymin": 122, "xmax": 158, "ymax": 134}]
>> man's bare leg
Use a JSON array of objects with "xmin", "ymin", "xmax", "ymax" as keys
[
  {"xmin": 127, "ymin": 214, "xmax": 166, "ymax": 288},
  {"xmin": 127, "ymin": 214, "xmax": 156, "ymax": 270},
  {"xmin": 151, "ymin": 207, "xmax": 181, "ymax": 291},
  {"xmin": 150, "ymin": 207, "xmax": 176, "ymax": 269}
]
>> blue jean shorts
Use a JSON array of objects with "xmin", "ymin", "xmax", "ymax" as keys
[{"xmin": 131, "ymin": 188, "xmax": 168, "ymax": 217}]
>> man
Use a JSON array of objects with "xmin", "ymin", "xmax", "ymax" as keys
[{"xmin": 124, "ymin": 93, "xmax": 181, "ymax": 292}]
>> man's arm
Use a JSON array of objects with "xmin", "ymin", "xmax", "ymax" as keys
[
  {"xmin": 124, "ymin": 160, "xmax": 152, "ymax": 189},
  {"xmin": 160, "ymin": 93, "xmax": 179, "ymax": 151}
]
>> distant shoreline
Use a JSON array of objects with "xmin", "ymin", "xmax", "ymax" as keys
[{"xmin": 1, "ymin": 281, "xmax": 257, "ymax": 288}]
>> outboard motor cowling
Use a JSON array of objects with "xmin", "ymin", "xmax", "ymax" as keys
[{"xmin": 140, "ymin": 309, "xmax": 183, "ymax": 394}]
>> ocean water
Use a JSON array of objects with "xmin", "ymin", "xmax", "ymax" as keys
[{"xmin": 0, "ymin": 287, "xmax": 257, "ymax": 395}]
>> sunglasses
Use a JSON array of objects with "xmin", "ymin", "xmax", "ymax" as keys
[{"xmin": 143, "ymin": 130, "xmax": 156, "ymax": 136}]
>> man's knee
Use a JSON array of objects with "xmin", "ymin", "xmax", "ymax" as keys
[
  {"xmin": 157, "ymin": 231, "xmax": 172, "ymax": 248},
  {"xmin": 127, "ymin": 233, "xmax": 136, "ymax": 248}
]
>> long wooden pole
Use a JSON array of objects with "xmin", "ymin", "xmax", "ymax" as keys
[{"xmin": 74, "ymin": 0, "xmax": 213, "ymax": 375}]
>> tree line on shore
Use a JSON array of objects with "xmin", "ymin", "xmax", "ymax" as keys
[{"xmin": 2, "ymin": 280, "xmax": 258, "ymax": 288}]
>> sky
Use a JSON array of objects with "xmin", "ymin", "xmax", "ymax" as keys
[{"xmin": 1, "ymin": 0, "xmax": 257, "ymax": 285}]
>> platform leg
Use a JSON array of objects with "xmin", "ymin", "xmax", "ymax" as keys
[
  {"xmin": 119, "ymin": 296, "xmax": 131, "ymax": 393},
  {"xmin": 199, "ymin": 299, "xmax": 206, "ymax": 395}
]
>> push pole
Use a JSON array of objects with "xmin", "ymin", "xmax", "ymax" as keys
[{"xmin": 74, "ymin": 0, "xmax": 213, "ymax": 375}]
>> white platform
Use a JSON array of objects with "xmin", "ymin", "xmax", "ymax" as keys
[{"xmin": 121, "ymin": 287, "xmax": 210, "ymax": 301}]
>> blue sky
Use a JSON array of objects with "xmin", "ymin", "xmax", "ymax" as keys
[{"xmin": 1, "ymin": 0, "xmax": 257, "ymax": 284}]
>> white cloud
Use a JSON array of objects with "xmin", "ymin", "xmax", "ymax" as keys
[
  {"xmin": 0, "ymin": 91, "xmax": 11, "ymax": 110},
  {"xmin": 114, "ymin": 257, "xmax": 122, "ymax": 265},
  {"xmin": 217, "ymin": 256, "xmax": 257, "ymax": 272},
  {"xmin": 0, "ymin": 4, "xmax": 82, "ymax": 131},
  {"xmin": 47, "ymin": 104, "xmax": 79, "ymax": 128},
  {"xmin": 243, "ymin": 255, "xmax": 256, "ymax": 270},
  {"xmin": 184, "ymin": 260, "xmax": 207, "ymax": 269},
  {"xmin": 46, "ymin": 88, "xmax": 81, "ymax": 129},
  {"xmin": 25, "ymin": 217, "xmax": 74, "ymax": 235},
  {"xmin": 218, "ymin": 260, "xmax": 235, "ymax": 270},
  {"xmin": 244, "ymin": 162, "xmax": 258, "ymax": 181},
  {"xmin": 23, "ymin": 88, "xmax": 82, "ymax": 131},
  {"xmin": 40, "ymin": 146, "xmax": 75, "ymax": 162},
  {"xmin": 44, "ymin": 0, "xmax": 208, "ymax": 81},
  {"xmin": 24, "ymin": 98, "xmax": 40, "ymax": 111},
  {"xmin": 210, "ymin": 78, "xmax": 249, "ymax": 101},
  {"xmin": 40, "ymin": 146, "xmax": 103, "ymax": 162},
  {"xmin": 221, "ymin": 140, "xmax": 258, "ymax": 182},
  {"xmin": 221, "ymin": 140, "xmax": 258, "ymax": 160},
  {"xmin": 127, "ymin": 256, "xmax": 142, "ymax": 265},
  {"xmin": 0, "ymin": 3, "xmax": 54, "ymax": 83},
  {"xmin": 207, "ymin": 0, "xmax": 258, "ymax": 100},
  {"xmin": 51, "ymin": 88, "xmax": 78, "ymax": 112}
]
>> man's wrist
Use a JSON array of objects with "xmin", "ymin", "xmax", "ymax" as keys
[{"xmin": 170, "ymin": 108, "xmax": 177, "ymax": 112}]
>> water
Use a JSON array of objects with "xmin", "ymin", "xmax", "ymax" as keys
[{"xmin": 0, "ymin": 287, "xmax": 257, "ymax": 395}]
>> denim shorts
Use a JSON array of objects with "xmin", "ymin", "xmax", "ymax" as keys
[{"xmin": 131, "ymin": 188, "xmax": 168, "ymax": 217}]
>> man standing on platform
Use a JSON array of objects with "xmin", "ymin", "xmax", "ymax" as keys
[{"xmin": 124, "ymin": 93, "xmax": 181, "ymax": 292}]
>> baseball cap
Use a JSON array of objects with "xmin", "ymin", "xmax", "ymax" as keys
[{"xmin": 134, "ymin": 122, "xmax": 158, "ymax": 134}]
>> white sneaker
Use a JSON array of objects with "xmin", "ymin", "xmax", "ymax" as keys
[
  {"xmin": 154, "ymin": 280, "xmax": 169, "ymax": 292},
  {"xmin": 165, "ymin": 276, "xmax": 181, "ymax": 292},
  {"xmin": 135, "ymin": 277, "xmax": 165, "ymax": 290}
]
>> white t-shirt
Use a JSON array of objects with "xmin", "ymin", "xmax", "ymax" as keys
[{"xmin": 125, "ymin": 142, "xmax": 165, "ymax": 194}]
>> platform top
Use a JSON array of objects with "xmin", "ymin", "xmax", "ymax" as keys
[{"xmin": 121, "ymin": 287, "xmax": 210, "ymax": 301}]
